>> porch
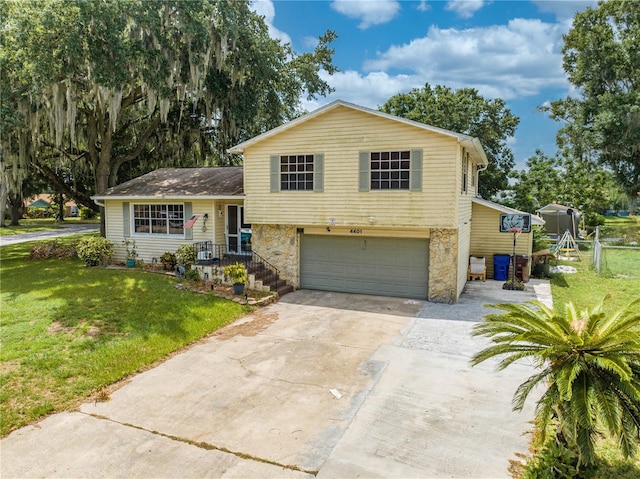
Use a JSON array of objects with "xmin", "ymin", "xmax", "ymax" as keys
[{"xmin": 193, "ymin": 241, "xmax": 293, "ymax": 296}]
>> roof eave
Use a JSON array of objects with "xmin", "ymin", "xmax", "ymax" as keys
[
  {"xmin": 472, "ymin": 197, "xmax": 545, "ymax": 226},
  {"xmin": 91, "ymin": 194, "xmax": 244, "ymax": 201}
]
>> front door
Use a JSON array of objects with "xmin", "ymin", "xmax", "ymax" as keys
[{"xmin": 226, "ymin": 205, "xmax": 251, "ymax": 254}]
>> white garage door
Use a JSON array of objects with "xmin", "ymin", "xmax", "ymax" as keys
[{"xmin": 300, "ymin": 235, "xmax": 429, "ymax": 299}]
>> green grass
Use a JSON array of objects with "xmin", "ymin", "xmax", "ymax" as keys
[
  {"xmin": 0, "ymin": 217, "xmax": 100, "ymax": 236},
  {"xmin": 551, "ymin": 252, "xmax": 639, "ymax": 313},
  {"xmin": 604, "ymin": 215, "xmax": 640, "ymax": 225},
  {"xmin": 0, "ymin": 235, "xmax": 248, "ymax": 436},
  {"xmin": 548, "ymin": 255, "xmax": 640, "ymax": 478},
  {"xmin": 598, "ymin": 247, "xmax": 640, "ymax": 279}
]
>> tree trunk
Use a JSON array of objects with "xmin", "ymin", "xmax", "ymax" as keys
[
  {"xmin": 0, "ymin": 179, "xmax": 7, "ymax": 228},
  {"xmin": 55, "ymin": 192, "xmax": 65, "ymax": 221},
  {"xmin": 9, "ymin": 191, "xmax": 22, "ymax": 226},
  {"xmin": 95, "ymin": 124, "xmax": 112, "ymax": 238}
]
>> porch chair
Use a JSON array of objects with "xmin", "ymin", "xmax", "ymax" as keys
[{"xmin": 467, "ymin": 256, "xmax": 486, "ymax": 282}]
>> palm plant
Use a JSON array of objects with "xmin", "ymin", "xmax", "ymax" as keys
[{"xmin": 471, "ymin": 296, "xmax": 640, "ymax": 470}]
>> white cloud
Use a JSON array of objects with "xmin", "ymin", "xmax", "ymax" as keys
[
  {"xmin": 331, "ymin": 0, "xmax": 400, "ymax": 29},
  {"xmin": 445, "ymin": 0, "xmax": 487, "ymax": 19},
  {"xmin": 250, "ymin": 0, "xmax": 291, "ymax": 44},
  {"xmin": 361, "ymin": 18, "xmax": 570, "ymax": 100},
  {"xmin": 306, "ymin": 70, "xmax": 419, "ymax": 110},
  {"xmin": 417, "ymin": 1, "xmax": 430, "ymax": 12},
  {"xmin": 532, "ymin": 0, "xmax": 598, "ymax": 21}
]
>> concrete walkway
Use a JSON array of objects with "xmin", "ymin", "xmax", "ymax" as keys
[
  {"xmin": 1, "ymin": 280, "xmax": 550, "ymax": 478},
  {"xmin": 0, "ymin": 224, "xmax": 99, "ymax": 246}
]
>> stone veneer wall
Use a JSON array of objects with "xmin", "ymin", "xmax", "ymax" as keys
[
  {"xmin": 251, "ymin": 224, "xmax": 299, "ymax": 287},
  {"xmin": 428, "ymin": 228, "xmax": 459, "ymax": 303}
]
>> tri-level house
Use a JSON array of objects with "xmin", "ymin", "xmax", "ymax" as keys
[{"xmin": 94, "ymin": 100, "xmax": 542, "ymax": 303}]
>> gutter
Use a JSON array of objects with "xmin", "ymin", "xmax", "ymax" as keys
[{"xmin": 90, "ymin": 195, "xmax": 245, "ymax": 201}]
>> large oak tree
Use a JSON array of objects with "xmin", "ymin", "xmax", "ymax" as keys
[
  {"xmin": 0, "ymin": 0, "xmax": 337, "ymax": 229},
  {"xmin": 380, "ymin": 83, "xmax": 519, "ymax": 199},
  {"xmin": 545, "ymin": 0, "xmax": 640, "ymax": 197}
]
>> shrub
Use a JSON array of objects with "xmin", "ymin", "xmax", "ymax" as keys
[
  {"xmin": 523, "ymin": 437, "xmax": 597, "ymax": 479},
  {"xmin": 223, "ymin": 262, "xmax": 248, "ymax": 285},
  {"xmin": 532, "ymin": 226, "xmax": 550, "ymax": 252},
  {"xmin": 175, "ymin": 244, "xmax": 197, "ymax": 268},
  {"xmin": 185, "ymin": 268, "xmax": 200, "ymax": 281},
  {"xmin": 76, "ymin": 236, "xmax": 114, "ymax": 267},
  {"xmin": 28, "ymin": 240, "xmax": 77, "ymax": 260},
  {"xmin": 585, "ymin": 212, "xmax": 605, "ymax": 228},
  {"xmin": 160, "ymin": 252, "xmax": 177, "ymax": 270},
  {"xmin": 79, "ymin": 207, "xmax": 96, "ymax": 220}
]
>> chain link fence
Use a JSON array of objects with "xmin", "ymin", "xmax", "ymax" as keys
[{"xmin": 593, "ymin": 225, "xmax": 640, "ymax": 278}]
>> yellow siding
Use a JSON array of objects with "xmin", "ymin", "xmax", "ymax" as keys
[
  {"xmin": 470, "ymin": 203, "xmax": 533, "ymax": 279},
  {"xmin": 104, "ymin": 199, "xmax": 238, "ymax": 263},
  {"xmin": 456, "ymin": 151, "xmax": 475, "ymax": 295},
  {"xmin": 243, "ymin": 105, "xmax": 461, "ymax": 229}
]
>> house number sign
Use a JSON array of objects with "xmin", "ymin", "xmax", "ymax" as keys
[{"xmin": 349, "ymin": 228, "xmax": 363, "ymax": 234}]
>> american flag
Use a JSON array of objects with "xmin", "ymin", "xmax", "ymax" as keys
[{"xmin": 184, "ymin": 214, "xmax": 200, "ymax": 229}]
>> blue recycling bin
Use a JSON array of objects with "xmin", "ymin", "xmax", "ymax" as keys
[{"xmin": 493, "ymin": 254, "xmax": 511, "ymax": 281}]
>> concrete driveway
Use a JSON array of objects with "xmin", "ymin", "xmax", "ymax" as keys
[{"xmin": 1, "ymin": 282, "xmax": 549, "ymax": 478}]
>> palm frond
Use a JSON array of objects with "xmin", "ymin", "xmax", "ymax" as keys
[
  {"xmin": 590, "ymin": 354, "xmax": 633, "ymax": 382},
  {"xmin": 555, "ymin": 358, "xmax": 585, "ymax": 400},
  {"xmin": 513, "ymin": 367, "xmax": 553, "ymax": 411},
  {"xmin": 470, "ymin": 343, "xmax": 544, "ymax": 368},
  {"xmin": 534, "ymin": 384, "xmax": 561, "ymax": 444},
  {"xmin": 597, "ymin": 297, "xmax": 640, "ymax": 336}
]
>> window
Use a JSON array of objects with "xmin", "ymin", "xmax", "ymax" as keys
[
  {"xmin": 280, "ymin": 155, "xmax": 314, "ymax": 191},
  {"xmin": 461, "ymin": 151, "xmax": 468, "ymax": 194},
  {"xmin": 370, "ymin": 151, "xmax": 411, "ymax": 190},
  {"xmin": 133, "ymin": 204, "xmax": 184, "ymax": 235}
]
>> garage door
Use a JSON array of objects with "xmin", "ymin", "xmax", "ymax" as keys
[{"xmin": 300, "ymin": 235, "xmax": 429, "ymax": 299}]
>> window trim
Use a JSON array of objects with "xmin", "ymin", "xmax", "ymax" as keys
[
  {"xmin": 359, "ymin": 149, "xmax": 422, "ymax": 192},
  {"xmin": 270, "ymin": 153, "xmax": 324, "ymax": 192},
  {"xmin": 130, "ymin": 202, "xmax": 186, "ymax": 237}
]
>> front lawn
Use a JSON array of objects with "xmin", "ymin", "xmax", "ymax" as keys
[
  {"xmin": 0, "ymin": 236, "xmax": 248, "ymax": 436},
  {"xmin": 551, "ymin": 251, "xmax": 639, "ymax": 313}
]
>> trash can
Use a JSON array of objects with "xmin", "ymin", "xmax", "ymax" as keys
[
  {"xmin": 493, "ymin": 254, "xmax": 511, "ymax": 281},
  {"xmin": 515, "ymin": 255, "xmax": 530, "ymax": 283}
]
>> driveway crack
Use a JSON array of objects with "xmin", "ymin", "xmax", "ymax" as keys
[{"xmin": 82, "ymin": 412, "xmax": 318, "ymax": 476}]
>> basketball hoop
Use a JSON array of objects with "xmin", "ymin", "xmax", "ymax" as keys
[{"xmin": 508, "ymin": 228, "xmax": 522, "ymax": 236}]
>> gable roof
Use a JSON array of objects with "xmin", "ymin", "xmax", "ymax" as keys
[
  {"xmin": 92, "ymin": 167, "xmax": 243, "ymax": 200},
  {"xmin": 28, "ymin": 198, "xmax": 51, "ymax": 208},
  {"xmin": 537, "ymin": 203, "xmax": 581, "ymax": 216},
  {"xmin": 472, "ymin": 197, "xmax": 545, "ymax": 226},
  {"xmin": 228, "ymin": 100, "xmax": 488, "ymax": 166}
]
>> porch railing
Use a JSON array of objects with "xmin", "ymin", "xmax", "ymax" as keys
[{"xmin": 192, "ymin": 241, "xmax": 281, "ymax": 291}]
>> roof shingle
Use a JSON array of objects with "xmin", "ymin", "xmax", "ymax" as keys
[{"xmin": 93, "ymin": 167, "xmax": 243, "ymax": 198}]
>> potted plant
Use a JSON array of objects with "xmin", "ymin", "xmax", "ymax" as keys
[
  {"xmin": 123, "ymin": 238, "xmax": 137, "ymax": 267},
  {"xmin": 223, "ymin": 262, "xmax": 248, "ymax": 295},
  {"xmin": 160, "ymin": 251, "xmax": 177, "ymax": 271}
]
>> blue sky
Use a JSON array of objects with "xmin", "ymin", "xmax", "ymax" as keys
[{"xmin": 250, "ymin": 0, "xmax": 598, "ymax": 169}]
